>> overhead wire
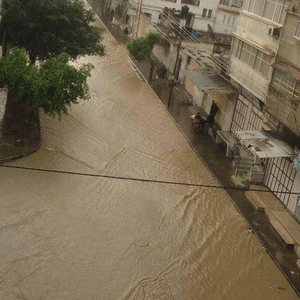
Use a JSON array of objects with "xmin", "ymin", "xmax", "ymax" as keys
[
  {"xmin": 141, "ymin": 0, "xmax": 240, "ymax": 39},
  {"xmin": 1, "ymin": 164, "xmax": 299, "ymax": 195},
  {"xmin": 1, "ymin": 8, "xmax": 297, "ymax": 198},
  {"xmin": 136, "ymin": 6, "xmax": 239, "ymax": 120}
]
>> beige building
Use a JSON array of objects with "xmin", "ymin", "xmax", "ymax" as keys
[{"xmin": 222, "ymin": 0, "xmax": 300, "ymax": 220}]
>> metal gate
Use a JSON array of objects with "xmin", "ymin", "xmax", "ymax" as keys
[
  {"xmin": 231, "ymin": 95, "xmax": 248, "ymax": 133},
  {"xmin": 294, "ymin": 195, "xmax": 300, "ymax": 223},
  {"xmin": 231, "ymin": 94, "xmax": 263, "ymax": 135},
  {"xmin": 265, "ymin": 157, "xmax": 296, "ymax": 207}
]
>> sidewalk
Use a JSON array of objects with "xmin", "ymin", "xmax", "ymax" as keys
[{"xmin": 0, "ymin": 93, "xmax": 41, "ymax": 163}]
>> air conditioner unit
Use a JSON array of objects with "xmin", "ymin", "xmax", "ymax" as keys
[{"xmin": 267, "ymin": 26, "xmax": 280, "ymax": 38}]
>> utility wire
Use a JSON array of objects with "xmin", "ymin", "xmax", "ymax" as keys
[{"xmin": 1, "ymin": 164, "xmax": 299, "ymax": 195}]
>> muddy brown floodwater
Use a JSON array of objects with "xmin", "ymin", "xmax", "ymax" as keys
[{"xmin": 0, "ymin": 9, "xmax": 299, "ymax": 300}]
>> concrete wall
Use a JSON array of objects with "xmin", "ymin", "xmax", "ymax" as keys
[
  {"xmin": 140, "ymin": 0, "xmax": 237, "ymax": 33},
  {"xmin": 278, "ymin": 12, "xmax": 300, "ymax": 68},
  {"xmin": 214, "ymin": 91, "xmax": 237, "ymax": 131},
  {"xmin": 235, "ymin": 13, "xmax": 281, "ymax": 54},
  {"xmin": 214, "ymin": 7, "xmax": 239, "ymax": 34},
  {"xmin": 266, "ymin": 91, "xmax": 300, "ymax": 136},
  {"xmin": 230, "ymin": 56, "xmax": 269, "ymax": 101}
]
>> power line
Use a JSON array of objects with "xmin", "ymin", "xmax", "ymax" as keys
[{"xmin": 1, "ymin": 164, "xmax": 299, "ymax": 195}]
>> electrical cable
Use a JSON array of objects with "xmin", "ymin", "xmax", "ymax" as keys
[{"xmin": 1, "ymin": 164, "xmax": 299, "ymax": 195}]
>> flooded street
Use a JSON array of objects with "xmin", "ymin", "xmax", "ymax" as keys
[{"xmin": 0, "ymin": 9, "xmax": 299, "ymax": 300}]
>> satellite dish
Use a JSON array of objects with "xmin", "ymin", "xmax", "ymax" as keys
[{"xmin": 207, "ymin": 24, "xmax": 215, "ymax": 38}]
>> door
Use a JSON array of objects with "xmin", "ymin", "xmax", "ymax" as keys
[
  {"xmin": 265, "ymin": 157, "xmax": 296, "ymax": 207},
  {"xmin": 231, "ymin": 94, "xmax": 263, "ymax": 135}
]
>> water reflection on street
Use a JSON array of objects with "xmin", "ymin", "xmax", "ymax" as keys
[{"xmin": 0, "ymin": 4, "xmax": 298, "ymax": 299}]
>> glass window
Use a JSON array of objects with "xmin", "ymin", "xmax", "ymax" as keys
[
  {"xmin": 254, "ymin": 51, "xmax": 271, "ymax": 76},
  {"xmin": 202, "ymin": 8, "xmax": 207, "ymax": 17},
  {"xmin": 272, "ymin": 69, "xmax": 299, "ymax": 101},
  {"xmin": 273, "ymin": 70, "xmax": 281, "ymax": 87},
  {"xmin": 294, "ymin": 84, "xmax": 300, "ymax": 100},
  {"xmin": 295, "ymin": 21, "xmax": 300, "ymax": 39},
  {"xmin": 181, "ymin": 0, "xmax": 200, "ymax": 5},
  {"xmin": 244, "ymin": 0, "xmax": 285, "ymax": 24},
  {"xmin": 248, "ymin": 0, "xmax": 264, "ymax": 16},
  {"xmin": 207, "ymin": 9, "xmax": 212, "ymax": 18},
  {"xmin": 263, "ymin": 0, "xmax": 283, "ymax": 23}
]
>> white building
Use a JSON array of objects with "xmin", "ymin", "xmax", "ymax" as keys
[{"xmin": 128, "ymin": 0, "xmax": 243, "ymax": 35}]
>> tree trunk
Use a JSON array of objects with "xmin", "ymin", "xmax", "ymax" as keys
[
  {"xmin": 29, "ymin": 53, "xmax": 37, "ymax": 65},
  {"xmin": 29, "ymin": 108, "xmax": 35, "ymax": 123},
  {"xmin": 149, "ymin": 59, "xmax": 155, "ymax": 81}
]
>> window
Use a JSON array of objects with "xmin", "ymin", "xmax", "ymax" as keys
[
  {"xmin": 202, "ymin": 8, "xmax": 207, "ymax": 17},
  {"xmin": 231, "ymin": 37, "xmax": 273, "ymax": 77},
  {"xmin": 295, "ymin": 21, "xmax": 300, "ymax": 39},
  {"xmin": 231, "ymin": 37, "xmax": 241, "ymax": 57},
  {"xmin": 207, "ymin": 9, "xmax": 212, "ymax": 18},
  {"xmin": 254, "ymin": 51, "xmax": 272, "ymax": 76},
  {"xmin": 240, "ymin": 43, "xmax": 256, "ymax": 67},
  {"xmin": 272, "ymin": 69, "xmax": 300, "ymax": 103},
  {"xmin": 187, "ymin": 55, "xmax": 191, "ymax": 65},
  {"xmin": 181, "ymin": 0, "xmax": 200, "ymax": 5},
  {"xmin": 228, "ymin": 15, "xmax": 231, "ymax": 24},
  {"xmin": 232, "ymin": 0, "xmax": 243, "ymax": 7},
  {"xmin": 219, "ymin": 0, "xmax": 230, "ymax": 5},
  {"xmin": 243, "ymin": 0, "xmax": 285, "ymax": 24}
]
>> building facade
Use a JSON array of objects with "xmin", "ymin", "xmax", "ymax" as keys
[
  {"xmin": 226, "ymin": 0, "xmax": 300, "ymax": 220},
  {"xmin": 127, "ymin": 0, "xmax": 243, "ymax": 35}
]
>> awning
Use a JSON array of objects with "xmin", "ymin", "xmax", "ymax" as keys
[
  {"xmin": 235, "ymin": 131, "xmax": 294, "ymax": 158},
  {"xmin": 182, "ymin": 69, "xmax": 232, "ymax": 91}
]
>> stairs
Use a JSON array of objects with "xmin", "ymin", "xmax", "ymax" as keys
[{"xmin": 233, "ymin": 157, "xmax": 253, "ymax": 176}]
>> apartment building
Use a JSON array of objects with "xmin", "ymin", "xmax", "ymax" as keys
[
  {"xmin": 127, "ymin": 0, "xmax": 243, "ymax": 35},
  {"xmin": 224, "ymin": 0, "xmax": 300, "ymax": 220}
]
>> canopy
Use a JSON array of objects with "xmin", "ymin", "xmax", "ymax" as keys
[
  {"xmin": 235, "ymin": 131, "xmax": 294, "ymax": 158},
  {"xmin": 182, "ymin": 69, "xmax": 232, "ymax": 91}
]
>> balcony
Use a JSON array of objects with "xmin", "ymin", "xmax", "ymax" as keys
[{"xmin": 269, "ymin": 86, "xmax": 299, "ymax": 109}]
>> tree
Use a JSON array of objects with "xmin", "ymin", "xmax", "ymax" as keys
[
  {"xmin": 0, "ymin": 0, "xmax": 105, "ymax": 64},
  {"xmin": 127, "ymin": 32, "xmax": 164, "ymax": 81},
  {"xmin": 0, "ymin": 48, "xmax": 94, "ymax": 118}
]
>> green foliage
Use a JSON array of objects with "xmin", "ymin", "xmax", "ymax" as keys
[
  {"xmin": 127, "ymin": 38, "xmax": 151, "ymax": 62},
  {"xmin": 0, "ymin": 0, "xmax": 105, "ymax": 63},
  {"xmin": 0, "ymin": 48, "xmax": 94, "ymax": 118},
  {"xmin": 127, "ymin": 32, "xmax": 163, "ymax": 62},
  {"xmin": 145, "ymin": 33, "xmax": 164, "ymax": 50}
]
